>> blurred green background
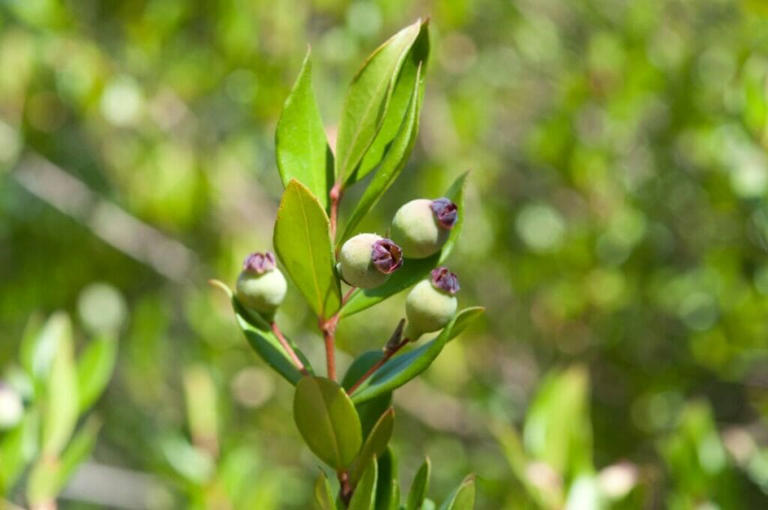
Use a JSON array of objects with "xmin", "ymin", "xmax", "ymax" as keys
[{"xmin": 3, "ymin": 0, "xmax": 768, "ymax": 508}]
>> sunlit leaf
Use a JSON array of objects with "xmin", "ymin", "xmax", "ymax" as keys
[
  {"xmin": 276, "ymin": 48, "xmax": 334, "ymax": 209},
  {"xmin": 348, "ymin": 457, "xmax": 378, "ymax": 510},
  {"xmin": 76, "ymin": 334, "xmax": 117, "ymax": 411},
  {"xmin": 406, "ymin": 457, "xmax": 431, "ymax": 510},
  {"xmin": 314, "ymin": 471, "xmax": 337, "ymax": 510},
  {"xmin": 349, "ymin": 408, "xmax": 395, "ymax": 486},
  {"xmin": 438, "ymin": 475, "xmax": 476, "ymax": 510}
]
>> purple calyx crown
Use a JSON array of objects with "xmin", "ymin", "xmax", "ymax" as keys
[
  {"xmin": 431, "ymin": 266, "xmax": 460, "ymax": 294},
  {"xmin": 431, "ymin": 198, "xmax": 458, "ymax": 229},
  {"xmin": 371, "ymin": 238, "xmax": 403, "ymax": 275},
  {"xmin": 243, "ymin": 252, "xmax": 277, "ymax": 274}
]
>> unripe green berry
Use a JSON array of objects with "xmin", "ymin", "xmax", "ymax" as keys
[
  {"xmin": 235, "ymin": 252, "xmax": 287, "ymax": 317},
  {"xmin": 404, "ymin": 267, "xmax": 460, "ymax": 340},
  {"xmin": 391, "ymin": 198, "xmax": 458, "ymax": 259},
  {"xmin": 337, "ymin": 233, "xmax": 403, "ymax": 289},
  {"xmin": 0, "ymin": 382, "xmax": 23, "ymax": 430}
]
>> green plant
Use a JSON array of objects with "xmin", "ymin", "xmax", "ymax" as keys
[
  {"xmin": 0, "ymin": 312, "xmax": 117, "ymax": 509},
  {"xmin": 212, "ymin": 20, "xmax": 484, "ymax": 509}
]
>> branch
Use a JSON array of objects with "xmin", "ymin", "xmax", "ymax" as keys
[
  {"xmin": 320, "ymin": 315, "xmax": 340, "ymax": 381},
  {"xmin": 271, "ymin": 322, "xmax": 308, "ymax": 375}
]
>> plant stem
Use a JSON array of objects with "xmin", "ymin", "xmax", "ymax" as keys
[
  {"xmin": 338, "ymin": 470, "xmax": 352, "ymax": 505},
  {"xmin": 347, "ymin": 337, "xmax": 409, "ymax": 395},
  {"xmin": 329, "ymin": 183, "xmax": 342, "ymax": 241},
  {"xmin": 271, "ymin": 322, "xmax": 308, "ymax": 375},
  {"xmin": 320, "ymin": 315, "xmax": 340, "ymax": 381},
  {"xmin": 342, "ymin": 286, "xmax": 356, "ymax": 306}
]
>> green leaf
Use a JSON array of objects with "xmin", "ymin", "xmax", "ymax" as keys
[
  {"xmin": 27, "ymin": 417, "xmax": 101, "ymax": 504},
  {"xmin": 349, "ymin": 408, "xmax": 395, "ymax": 486},
  {"xmin": 182, "ymin": 364, "xmax": 218, "ymax": 448},
  {"xmin": 523, "ymin": 365, "xmax": 592, "ymax": 480},
  {"xmin": 274, "ymin": 179, "xmax": 341, "ymax": 318},
  {"xmin": 0, "ymin": 410, "xmax": 39, "ymax": 492},
  {"xmin": 438, "ymin": 475, "xmax": 476, "ymax": 510},
  {"xmin": 375, "ymin": 448, "xmax": 399, "ymax": 510},
  {"xmin": 340, "ymin": 64, "xmax": 423, "ymax": 244},
  {"xmin": 76, "ymin": 334, "xmax": 117, "ymax": 411},
  {"xmin": 336, "ymin": 20, "xmax": 423, "ymax": 184},
  {"xmin": 354, "ymin": 23, "xmax": 430, "ymax": 185},
  {"xmin": 348, "ymin": 457, "xmax": 378, "ymax": 510},
  {"xmin": 406, "ymin": 458, "xmax": 431, "ymax": 510},
  {"xmin": 276, "ymin": 48, "xmax": 334, "ymax": 209},
  {"xmin": 21, "ymin": 312, "xmax": 65, "ymax": 384},
  {"xmin": 340, "ymin": 173, "xmax": 468, "ymax": 317},
  {"xmin": 350, "ymin": 308, "xmax": 485, "ymax": 405},
  {"xmin": 233, "ymin": 296, "xmax": 313, "ymax": 385},
  {"xmin": 293, "ymin": 376, "xmax": 362, "ymax": 469},
  {"xmin": 314, "ymin": 471, "xmax": 337, "ymax": 510},
  {"xmin": 342, "ymin": 351, "xmax": 394, "ymax": 437},
  {"xmin": 445, "ymin": 306, "xmax": 485, "ymax": 342},
  {"xmin": 41, "ymin": 315, "xmax": 79, "ymax": 457}
]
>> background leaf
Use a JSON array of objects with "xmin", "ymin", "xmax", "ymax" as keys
[
  {"xmin": 233, "ymin": 296, "xmax": 312, "ymax": 385},
  {"xmin": 40, "ymin": 314, "xmax": 78, "ymax": 457},
  {"xmin": 76, "ymin": 334, "xmax": 117, "ymax": 411},
  {"xmin": 276, "ymin": 48, "xmax": 333, "ymax": 210},
  {"xmin": 336, "ymin": 20, "xmax": 422, "ymax": 184},
  {"xmin": 350, "ymin": 308, "xmax": 484, "ymax": 405},
  {"xmin": 0, "ymin": 410, "xmax": 39, "ymax": 493},
  {"xmin": 274, "ymin": 179, "xmax": 341, "ymax": 318},
  {"xmin": 340, "ymin": 64, "xmax": 423, "ymax": 244},
  {"xmin": 406, "ymin": 458, "xmax": 431, "ymax": 510},
  {"xmin": 340, "ymin": 173, "xmax": 467, "ymax": 317},
  {"xmin": 293, "ymin": 376, "xmax": 362, "ymax": 470}
]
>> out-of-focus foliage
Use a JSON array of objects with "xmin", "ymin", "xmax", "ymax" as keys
[{"xmin": 2, "ymin": 0, "xmax": 768, "ymax": 508}]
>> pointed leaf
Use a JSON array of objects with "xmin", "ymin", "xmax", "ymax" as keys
[
  {"xmin": 274, "ymin": 179, "xmax": 341, "ymax": 318},
  {"xmin": 336, "ymin": 20, "xmax": 422, "ymax": 184},
  {"xmin": 340, "ymin": 64, "xmax": 423, "ymax": 244},
  {"xmin": 438, "ymin": 475, "xmax": 476, "ymax": 510},
  {"xmin": 375, "ymin": 448, "xmax": 398, "ymax": 510},
  {"xmin": 354, "ymin": 24, "xmax": 430, "ymax": 185},
  {"xmin": 0, "ymin": 410, "xmax": 39, "ymax": 492},
  {"xmin": 76, "ymin": 334, "xmax": 117, "ymax": 411},
  {"xmin": 314, "ymin": 471, "xmax": 337, "ymax": 510},
  {"xmin": 406, "ymin": 458, "xmax": 431, "ymax": 510},
  {"xmin": 233, "ymin": 296, "xmax": 313, "ymax": 385},
  {"xmin": 276, "ymin": 48, "xmax": 334, "ymax": 209},
  {"xmin": 348, "ymin": 457, "xmax": 378, "ymax": 510},
  {"xmin": 41, "ymin": 314, "xmax": 78, "ymax": 457},
  {"xmin": 349, "ymin": 408, "xmax": 395, "ymax": 486},
  {"xmin": 340, "ymin": 173, "xmax": 468, "ymax": 317},
  {"xmin": 294, "ymin": 376, "xmax": 362, "ymax": 469},
  {"xmin": 21, "ymin": 312, "xmax": 64, "ymax": 384},
  {"xmin": 350, "ymin": 308, "xmax": 485, "ymax": 405}
]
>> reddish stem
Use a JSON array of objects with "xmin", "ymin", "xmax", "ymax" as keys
[
  {"xmin": 342, "ymin": 286, "xmax": 356, "ymax": 306},
  {"xmin": 347, "ymin": 338, "xmax": 409, "ymax": 395},
  {"xmin": 271, "ymin": 322, "xmax": 308, "ymax": 375},
  {"xmin": 329, "ymin": 183, "xmax": 342, "ymax": 241},
  {"xmin": 320, "ymin": 315, "xmax": 340, "ymax": 381},
  {"xmin": 338, "ymin": 470, "xmax": 352, "ymax": 505}
]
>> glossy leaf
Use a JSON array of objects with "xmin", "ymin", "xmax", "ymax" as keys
[
  {"xmin": 406, "ymin": 458, "xmax": 431, "ymax": 510},
  {"xmin": 340, "ymin": 64, "xmax": 423, "ymax": 244},
  {"xmin": 342, "ymin": 351, "xmax": 394, "ymax": 437},
  {"xmin": 336, "ymin": 20, "xmax": 422, "ymax": 184},
  {"xmin": 348, "ymin": 457, "xmax": 378, "ymax": 510},
  {"xmin": 41, "ymin": 315, "xmax": 78, "ymax": 457},
  {"xmin": 350, "ymin": 308, "xmax": 485, "ymax": 405},
  {"xmin": 76, "ymin": 334, "xmax": 117, "ymax": 411},
  {"xmin": 349, "ymin": 408, "xmax": 395, "ymax": 486},
  {"xmin": 355, "ymin": 23, "xmax": 429, "ymax": 185},
  {"xmin": 314, "ymin": 471, "xmax": 337, "ymax": 510},
  {"xmin": 276, "ymin": 48, "xmax": 333, "ymax": 209},
  {"xmin": 274, "ymin": 179, "xmax": 341, "ymax": 318},
  {"xmin": 340, "ymin": 173, "xmax": 468, "ymax": 317},
  {"xmin": 233, "ymin": 296, "xmax": 313, "ymax": 385},
  {"xmin": 375, "ymin": 448, "xmax": 399, "ymax": 510},
  {"xmin": 438, "ymin": 475, "xmax": 476, "ymax": 510},
  {"xmin": 293, "ymin": 376, "xmax": 362, "ymax": 469}
]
